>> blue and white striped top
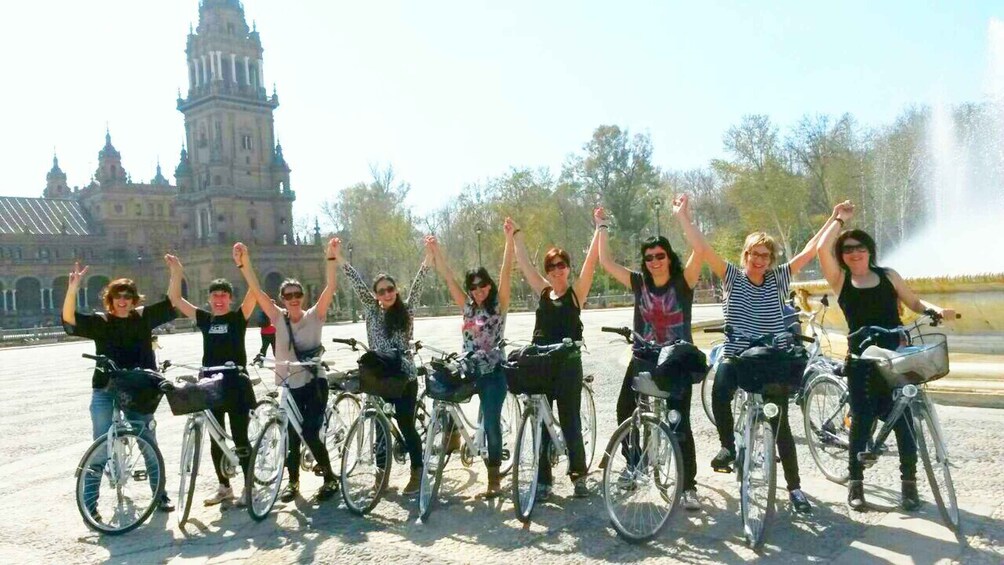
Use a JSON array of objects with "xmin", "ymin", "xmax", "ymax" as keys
[{"xmin": 722, "ymin": 262, "xmax": 792, "ymax": 355}]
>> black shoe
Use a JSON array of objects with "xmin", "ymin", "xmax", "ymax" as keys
[
  {"xmin": 848, "ymin": 480, "xmax": 866, "ymax": 511},
  {"xmin": 789, "ymin": 489, "xmax": 813, "ymax": 514},
  {"xmin": 535, "ymin": 483, "xmax": 552, "ymax": 502},
  {"xmin": 279, "ymin": 482, "xmax": 299, "ymax": 503},
  {"xmin": 711, "ymin": 447, "xmax": 735, "ymax": 473},
  {"xmin": 316, "ymin": 479, "xmax": 339, "ymax": 501},
  {"xmin": 901, "ymin": 480, "xmax": 921, "ymax": 511},
  {"xmin": 157, "ymin": 494, "xmax": 175, "ymax": 512}
]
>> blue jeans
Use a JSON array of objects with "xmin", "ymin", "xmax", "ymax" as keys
[
  {"xmin": 477, "ymin": 367, "xmax": 507, "ymax": 468},
  {"xmin": 84, "ymin": 389, "xmax": 164, "ymax": 512}
]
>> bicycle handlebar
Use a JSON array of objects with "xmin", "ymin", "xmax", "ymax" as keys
[
  {"xmin": 847, "ymin": 311, "xmax": 959, "ymax": 349},
  {"xmin": 332, "ymin": 337, "xmax": 370, "ymax": 352},
  {"xmin": 701, "ymin": 325, "xmax": 814, "ymax": 346}
]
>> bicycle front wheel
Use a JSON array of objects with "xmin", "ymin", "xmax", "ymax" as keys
[
  {"xmin": 601, "ymin": 414, "xmax": 682, "ymax": 543},
  {"xmin": 326, "ymin": 393, "xmax": 362, "ymax": 462},
  {"xmin": 702, "ymin": 364, "xmax": 717, "ymax": 426},
  {"xmin": 512, "ymin": 409, "xmax": 542, "ymax": 523},
  {"xmin": 581, "ymin": 384, "xmax": 598, "ymax": 473},
  {"xmin": 915, "ymin": 403, "xmax": 960, "ymax": 532},
  {"xmin": 803, "ymin": 375, "xmax": 851, "ymax": 484},
  {"xmin": 246, "ymin": 416, "xmax": 286, "ymax": 521},
  {"xmin": 499, "ymin": 393, "xmax": 521, "ymax": 476},
  {"xmin": 740, "ymin": 412, "xmax": 776, "ymax": 549},
  {"xmin": 177, "ymin": 419, "xmax": 203, "ymax": 526},
  {"xmin": 248, "ymin": 398, "xmax": 278, "ymax": 443},
  {"xmin": 340, "ymin": 411, "xmax": 392, "ymax": 516},
  {"xmin": 75, "ymin": 429, "xmax": 165, "ymax": 535},
  {"xmin": 419, "ymin": 410, "xmax": 450, "ymax": 521}
]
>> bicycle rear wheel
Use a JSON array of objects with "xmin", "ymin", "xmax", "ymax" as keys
[
  {"xmin": 177, "ymin": 419, "xmax": 203, "ymax": 526},
  {"xmin": 326, "ymin": 393, "xmax": 362, "ymax": 462},
  {"xmin": 340, "ymin": 411, "xmax": 392, "ymax": 516},
  {"xmin": 601, "ymin": 414, "xmax": 682, "ymax": 543},
  {"xmin": 246, "ymin": 416, "xmax": 286, "ymax": 521},
  {"xmin": 512, "ymin": 409, "xmax": 542, "ymax": 523},
  {"xmin": 499, "ymin": 393, "xmax": 521, "ymax": 475},
  {"xmin": 701, "ymin": 364, "xmax": 717, "ymax": 426},
  {"xmin": 915, "ymin": 403, "xmax": 960, "ymax": 532},
  {"xmin": 740, "ymin": 413, "xmax": 776, "ymax": 549},
  {"xmin": 803, "ymin": 375, "xmax": 851, "ymax": 484},
  {"xmin": 419, "ymin": 410, "xmax": 450, "ymax": 521},
  {"xmin": 75, "ymin": 429, "xmax": 165, "ymax": 535},
  {"xmin": 581, "ymin": 384, "xmax": 597, "ymax": 473}
]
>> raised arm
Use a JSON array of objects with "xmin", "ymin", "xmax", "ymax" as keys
[
  {"xmin": 573, "ymin": 226, "xmax": 600, "ymax": 303},
  {"xmin": 405, "ymin": 246, "xmax": 432, "ymax": 307},
  {"xmin": 313, "ymin": 238, "xmax": 340, "ymax": 321},
  {"xmin": 593, "ymin": 207, "xmax": 633, "ymax": 288},
  {"xmin": 507, "ymin": 218, "xmax": 549, "ymax": 296},
  {"xmin": 672, "ymin": 195, "xmax": 706, "ymax": 289},
  {"xmin": 234, "ymin": 242, "xmax": 279, "ymax": 321},
  {"xmin": 789, "ymin": 200, "xmax": 848, "ymax": 275},
  {"xmin": 164, "ymin": 254, "xmax": 198, "ymax": 319},
  {"xmin": 336, "ymin": 244, "xmax": 378, "ymax": 308},
  {"xmin": 62, "ymin": 261, "xmax": 88, "ymax": 326},
  {"xmin": 427, "ymin": 235, "xmax": 466, "ymax": 308},
  {"xmin": 498, "ymin": 222, "xmax": 515, "ymax": 313},
  {"xmin": 816, "ymin": 201, "xmax": 853, "ymax": 292},
  {"xmin": 677, "ymin": 195, "xmax": 727, "ymax": 279},
  {"xmin": 887, "ymin": 269, "xmax": 958, "ymax": 319}
]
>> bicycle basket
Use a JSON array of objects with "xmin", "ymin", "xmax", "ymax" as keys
[
  {"xmin": 111, "ymin": 369, "xmax": 166, "ymax": 415},
  {"xmin": 425, "ymin": 371, "xmax": 477, "ymax": 403},
  {"xmin": 429, "ymin": 358, "xmax": 469, "ymax": 387},
  {"xmin": 503, "ymin": 345, "xmax": 572, "ymax": 395},
  {"xmin": 862, "ymin": 332, "xmax": 949, "ymax": 386},
  {"xmin": 632, "ymin": 371, "xmax": 673, "ymax": 399},
  {"xmin": 734, "ymin": 346, "xmax": 808, "ymax": 395},
  {"xmin": 165, "ymin": 374, "xmax": 229, "ymax": 416},
  {"xmin": 326, "ymin": 369, "xmax": 361, "ymax": 393}
]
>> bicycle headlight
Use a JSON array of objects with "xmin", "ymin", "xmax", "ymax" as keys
[
  {"xmin": 902, "ymin": 384, "xmax": 918, "ymax": 398},
  {"xmin": 667, "ymin": 409, "xmax": 681, "ymax": 425},
  {"xmin": 763, "ymin": 403, "xmax": 780, "ymax": 419}
]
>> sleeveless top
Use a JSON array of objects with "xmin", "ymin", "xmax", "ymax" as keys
[
  {"xmin": 532, "ymin": 287, "xmax": 583, "ymax": 345},
  {"xmin": 630, "ymin": 271, "xmax": 693, "ymax": 347},
  {"xmin": 462, "ymin": 300, "xmax": 506, "ymax": 373},
  {"xmin": 838, "ymin": 268, "xmax": 902, "ymax": 353}
]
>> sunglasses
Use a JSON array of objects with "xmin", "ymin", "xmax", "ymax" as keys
[
  {"xmin": 468, "ymin": 280, "xmax": 490, "ymax": 291},
  {"xmin": 643, "ymin": 252, "xmax": 668, "ymax": 263},
  {"xmin": 747, "ymin": 250, "xmax": 771, "ymax": 261},
  {"xmin": 282, "ymin": 291, "xmax": 304, "ymax": 300},
  {"xmin": 375, "ymin": 285, "xmax": 397, "ymax": 296},
  {"xmin": 113, "ymin": 292, "xmax": 136, "ymax": 300},
  {"xmin": 841, "ymin": 243, "xmax": 868, "ymax": 254},
  {"xmin": 545, "ymin": 261, "xmax": 568, "ymax": 273}
]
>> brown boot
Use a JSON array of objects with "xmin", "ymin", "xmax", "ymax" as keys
[
  {"xmin": 485, "ymin": 465, "xmax": 502, "ymax": 498},
  {"xmin": 403, "ymin": 466, "xmax": 422, "ymax": 495}
]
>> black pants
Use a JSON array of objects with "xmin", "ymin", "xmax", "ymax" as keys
[
  {"xmin": 210, "ymin": 407, "xmax": 251, "ymax": 487},
  {"xmin": 617, "ymin": 359, "xmax": 697, "ymax": 491},
  {"xmin": 538, "ymin": 358, "xmax": 587, "ymax": 485},
  {"xmin": 376, "ymin": 379, "xmax": 423, "ymax": 470},
  {"xmin": 259, "ymin": 334, "xmax": 275, "ymax": 357},
  {"xmin": 712, "ymin": 360, "xmax": 801, "ymax": 491},
  {"xmin": 285, "ymin": 379, "xmax": 334, "ymax": 483},
  {"xmin": 846, "ymin": 359, "xmax": 917, "ymax": 481}
]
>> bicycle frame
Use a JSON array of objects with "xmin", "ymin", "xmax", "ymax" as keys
[
  {"xmin": 521, "ymin": 393, "xmax": 568, "ymax": 459},
  {"xmin": 189, "ymin": 410, "xmax": 241, "ymax": 472}
]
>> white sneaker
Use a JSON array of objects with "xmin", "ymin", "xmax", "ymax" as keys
[
  {"xmin": 204, "ymin": 485, "xmax": 234, "ymax": 506},
  {"xmin": 234, "ymin": 488, "xmax": 249, "ymax": 508},
  {"xmin": 682, "ymin": 489, "xmax": 701, "ymax": 511}
]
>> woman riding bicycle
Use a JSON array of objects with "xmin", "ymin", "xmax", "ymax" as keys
[
  {"xmin": 333, "ymin": 241, "xmax": 432, "ymax": 495},
  {"xmin": 692, "ymin": 201, "xmax": 844, "ymax": 514},
  {"xmin": 164, "ymin": 252, "xmax": 258, "ymax": 507},
  {"xmin": 61, "ymin": 263, "xmax": 177, "ymax": 512},
  {"xmin": 425, "ymin": 225, "xmax": 514, "ymax": 498},
  {"xmin": 509, "ymin": 215, "xmax": 599, "ymax": 500},
  {"xmin": 817, "ymin": 202, "xmax": 956, "ymax": 511},
  {"xmin": 236, "ymin": 240, "xmax": 341, "ymax": 503},
  {"xmin": 594, "ymin": 197, "xmax": 705, "ymax": 510}
]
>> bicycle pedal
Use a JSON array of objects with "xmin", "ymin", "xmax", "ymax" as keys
[
  {"xmin": 501, "ymin": 449, "xmax": 511, "ymax": 461},
  {"xmin": 857, "ymin": 453, "xmax": 878, "ymax": 467},
  {"xmin": 712, "ymin": 465, "xmax": 733, "ymax": 474},
  {"xmin": 132, "ymin": 470, "xmax": 148, "ymax": 481}
]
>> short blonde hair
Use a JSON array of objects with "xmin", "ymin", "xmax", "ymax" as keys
[{"xmin": 740, "ymin": 232, "xmax": 778, "ymax": 269}]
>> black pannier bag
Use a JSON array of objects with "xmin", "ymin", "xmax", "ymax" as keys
[{"xmin": 357, "ymin": 350, "xmax": 412, "ymax": 399}]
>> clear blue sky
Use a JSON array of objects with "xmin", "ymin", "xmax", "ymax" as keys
[{"xmin": 1, "ymin": 1, "xmax": 999, "ymax": 226}]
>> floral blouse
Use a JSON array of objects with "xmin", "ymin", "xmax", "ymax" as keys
[{"xmin": 462, "ymin": 300, "xmax": 506, "ymax": 375}]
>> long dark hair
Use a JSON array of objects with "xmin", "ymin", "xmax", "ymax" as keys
[
  {"xmin": 835, "ymin": 229, "xmax": 880, "ymax": 272},
  {"xmin": 372, "ymin": 274, "xmax": 410, "ymax": 337},
  {"xmin": 639, "ymin": 236, "xmax": 684, "ymax": 289},
  {"xmin": 464, "ymin": 267, "xmax": 499, "ymax": 315}
]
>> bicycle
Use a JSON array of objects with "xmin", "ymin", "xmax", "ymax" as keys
[
  {"xmin": 707, "ymin": 326, "xmax": 814, "ymax": 549},
  {"xmin": 507, "ymin": 338, "xmax": 584, "ymax": 523},
  {"xmin": 244, "ymin": 357, "xmax": 331, "ymax": 521},
  {"xmin": 74, "ymin": 354, "xmax": 167, "ymax": 535},
  {"xmin": 331, "ymin": 337, "xmax": 425, "ymax": 516},
  {"xmin": 597, "ymin": 327, "xmax": 685, "ymax": 543},
  {"xmin": 820, "ymin": 313, "xmax": 960, "ymax": 531}
]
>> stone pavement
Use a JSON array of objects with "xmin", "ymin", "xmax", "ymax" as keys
[{"xmin": 1, "ymin": 306, "xmax": 1002, "ymax": 564}]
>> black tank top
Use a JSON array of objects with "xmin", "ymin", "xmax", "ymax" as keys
[
  {"xmin": 838, "ymin": 268, "xmax": 902, "ymax": 353},
  {"xmin": 532, "ymin": 287, "xmax": 583, "ymax": 345}
]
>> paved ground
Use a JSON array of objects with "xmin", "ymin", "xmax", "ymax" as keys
[{"xmin": 1, "ymin": 306, "xmax": 1002, "ymax": 564}]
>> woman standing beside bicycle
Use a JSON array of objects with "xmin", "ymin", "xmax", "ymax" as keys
[
  {"xmin": 236, "ymin": 240, "xmax": 341, "ymax": 503},
  {"xmin": 594, "ymin": 197, "xmax": 705, "ymax": 510},
  {"xmin": 816, "ymin": 203, "xmax": 956, "ymax": 511},
  {"xmin": 425, "ymin": 225, "xmax": 514, "ymax": 498},
  {"xmin": 332, "ymin": 241, "xmax": 432, "ymax": 495},
  {"xmin": 692, "ymin": 202, "xmax": 844, "ymax": 514},
  {"xmin": 61, "ymin": 263, "xmax": 177, "ymax": 512},
  {"xmin": 510, "ymin": 216, "xmax": 600, "ymax": 500}
]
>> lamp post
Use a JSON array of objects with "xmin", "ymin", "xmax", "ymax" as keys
[
  {"xmin": 475, "ymin": 222, "xmax": 484, "ymax": 267},
  {"xmin": 348, "ymin": 245, "xmax": 357, "ymax": 323},
  {"xmin": 653, "ymin": 198, "xmax": 663, "ymax": 237}
]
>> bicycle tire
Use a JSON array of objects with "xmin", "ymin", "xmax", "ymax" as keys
[
  {"xmin": 581, "ymin": 384, "xmax": 598, "ymax": 473},
  {"xmin": 246, "ymin": 416, "xmax": 286, "ymax": 521},
  {"xmin": 915, "ymin": 403, "xmax": 960, "ymax": 532},
  {"xmin": 499, "ymin": 393, "xmax": 521, "ymax": 476},
  {"xmin": 340, "ymin": 410, "xmax": 392, "ymax": 516},
  {"xmin": 248, "ymin": 398, "xmax": 278, "ymax": 443},
  {"xmin": 419, "ymin": 409, "xmax": 450, "ymax": 521},
  {"xmin": 741, "ymin": 412, "xmax": 776, "ymax": 549},
  {"xmin": 512, "ymin": 408, "xmax": 542, "ymax": 523},
  {"xmin": 74, "ymin": 429, "xmax": 165, "ymax": 535},
  {"xmin": 178, "ymin": 419, "xmax": 203, "ymax": 526},
  {"xmin": 702, "ymin": 363, "xmax": 717, "ymax": 426},
  {"xmin": 601, "ymin": 414, "xmax": 682, "ymax": 543},
  {"xmin": 326, "ymin": 393, "xmax": 362, "ymax": 462},
  {"xmin": 803, "ymin": 375, "xmax": 851, "ymax": 484}
]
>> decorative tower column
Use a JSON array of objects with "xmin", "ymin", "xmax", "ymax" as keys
[
  {"xmin": 230, "ymin": 53, "xmax": 237, "ymax": 83},
  {"xmin": 243, "ymin": 56, "xmax": 251, "ymax": 85}
]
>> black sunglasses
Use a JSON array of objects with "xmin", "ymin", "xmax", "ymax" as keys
[
  {"xmin": 113, "ymin": 292, "xmax": 136, "ymax": 300},
  {"xmin": 282, "ymin": 291, "xmax": 304, "ymax": 300},
  {"xmin": 375, "ymin": 285, "xmax": 397, "ymax": 296},
  {"xmin": 545, "ymin": 261, "xmax": 568, "ymax": 273},
  {"xmin": 841, "ymin": 243, "xmax": 868, "ymax": 254},
  {"xmin": 643, "ymin": 252, "xmax": 668, "ymax": 263}
]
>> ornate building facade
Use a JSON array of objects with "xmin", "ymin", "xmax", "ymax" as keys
[{"xmin": 0, "ymin": 0, "xmax": 323, "ymax": 328}]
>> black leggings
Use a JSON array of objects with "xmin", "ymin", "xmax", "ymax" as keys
[
  {"xmin": 259, "ymin": 334, "xmax": 275, "ymax": 357},
  {"xmin": 617, "ymin": 359, "xmax": 697, "ymax": 491},
  {"xmin": 376, "ymin": 379, "xmax": 423, "ymax": 470},
  {"xmin": 846, "ymin": 359, "xmax": 917, "ymax": 481},
  {"xmin": 538, "ymin": 358, "xmax": 587, "ymax": 485},
  {"xmin": 712, "ymin": 359, "xmax": 801, "ymax": 491},
  {"xmin": 285, "ymin": 380, "xmax": 335, "ymax": 483},
  {"xmin": 210, "ymin": 407, "xmax": 251, "ymax": 487}
]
